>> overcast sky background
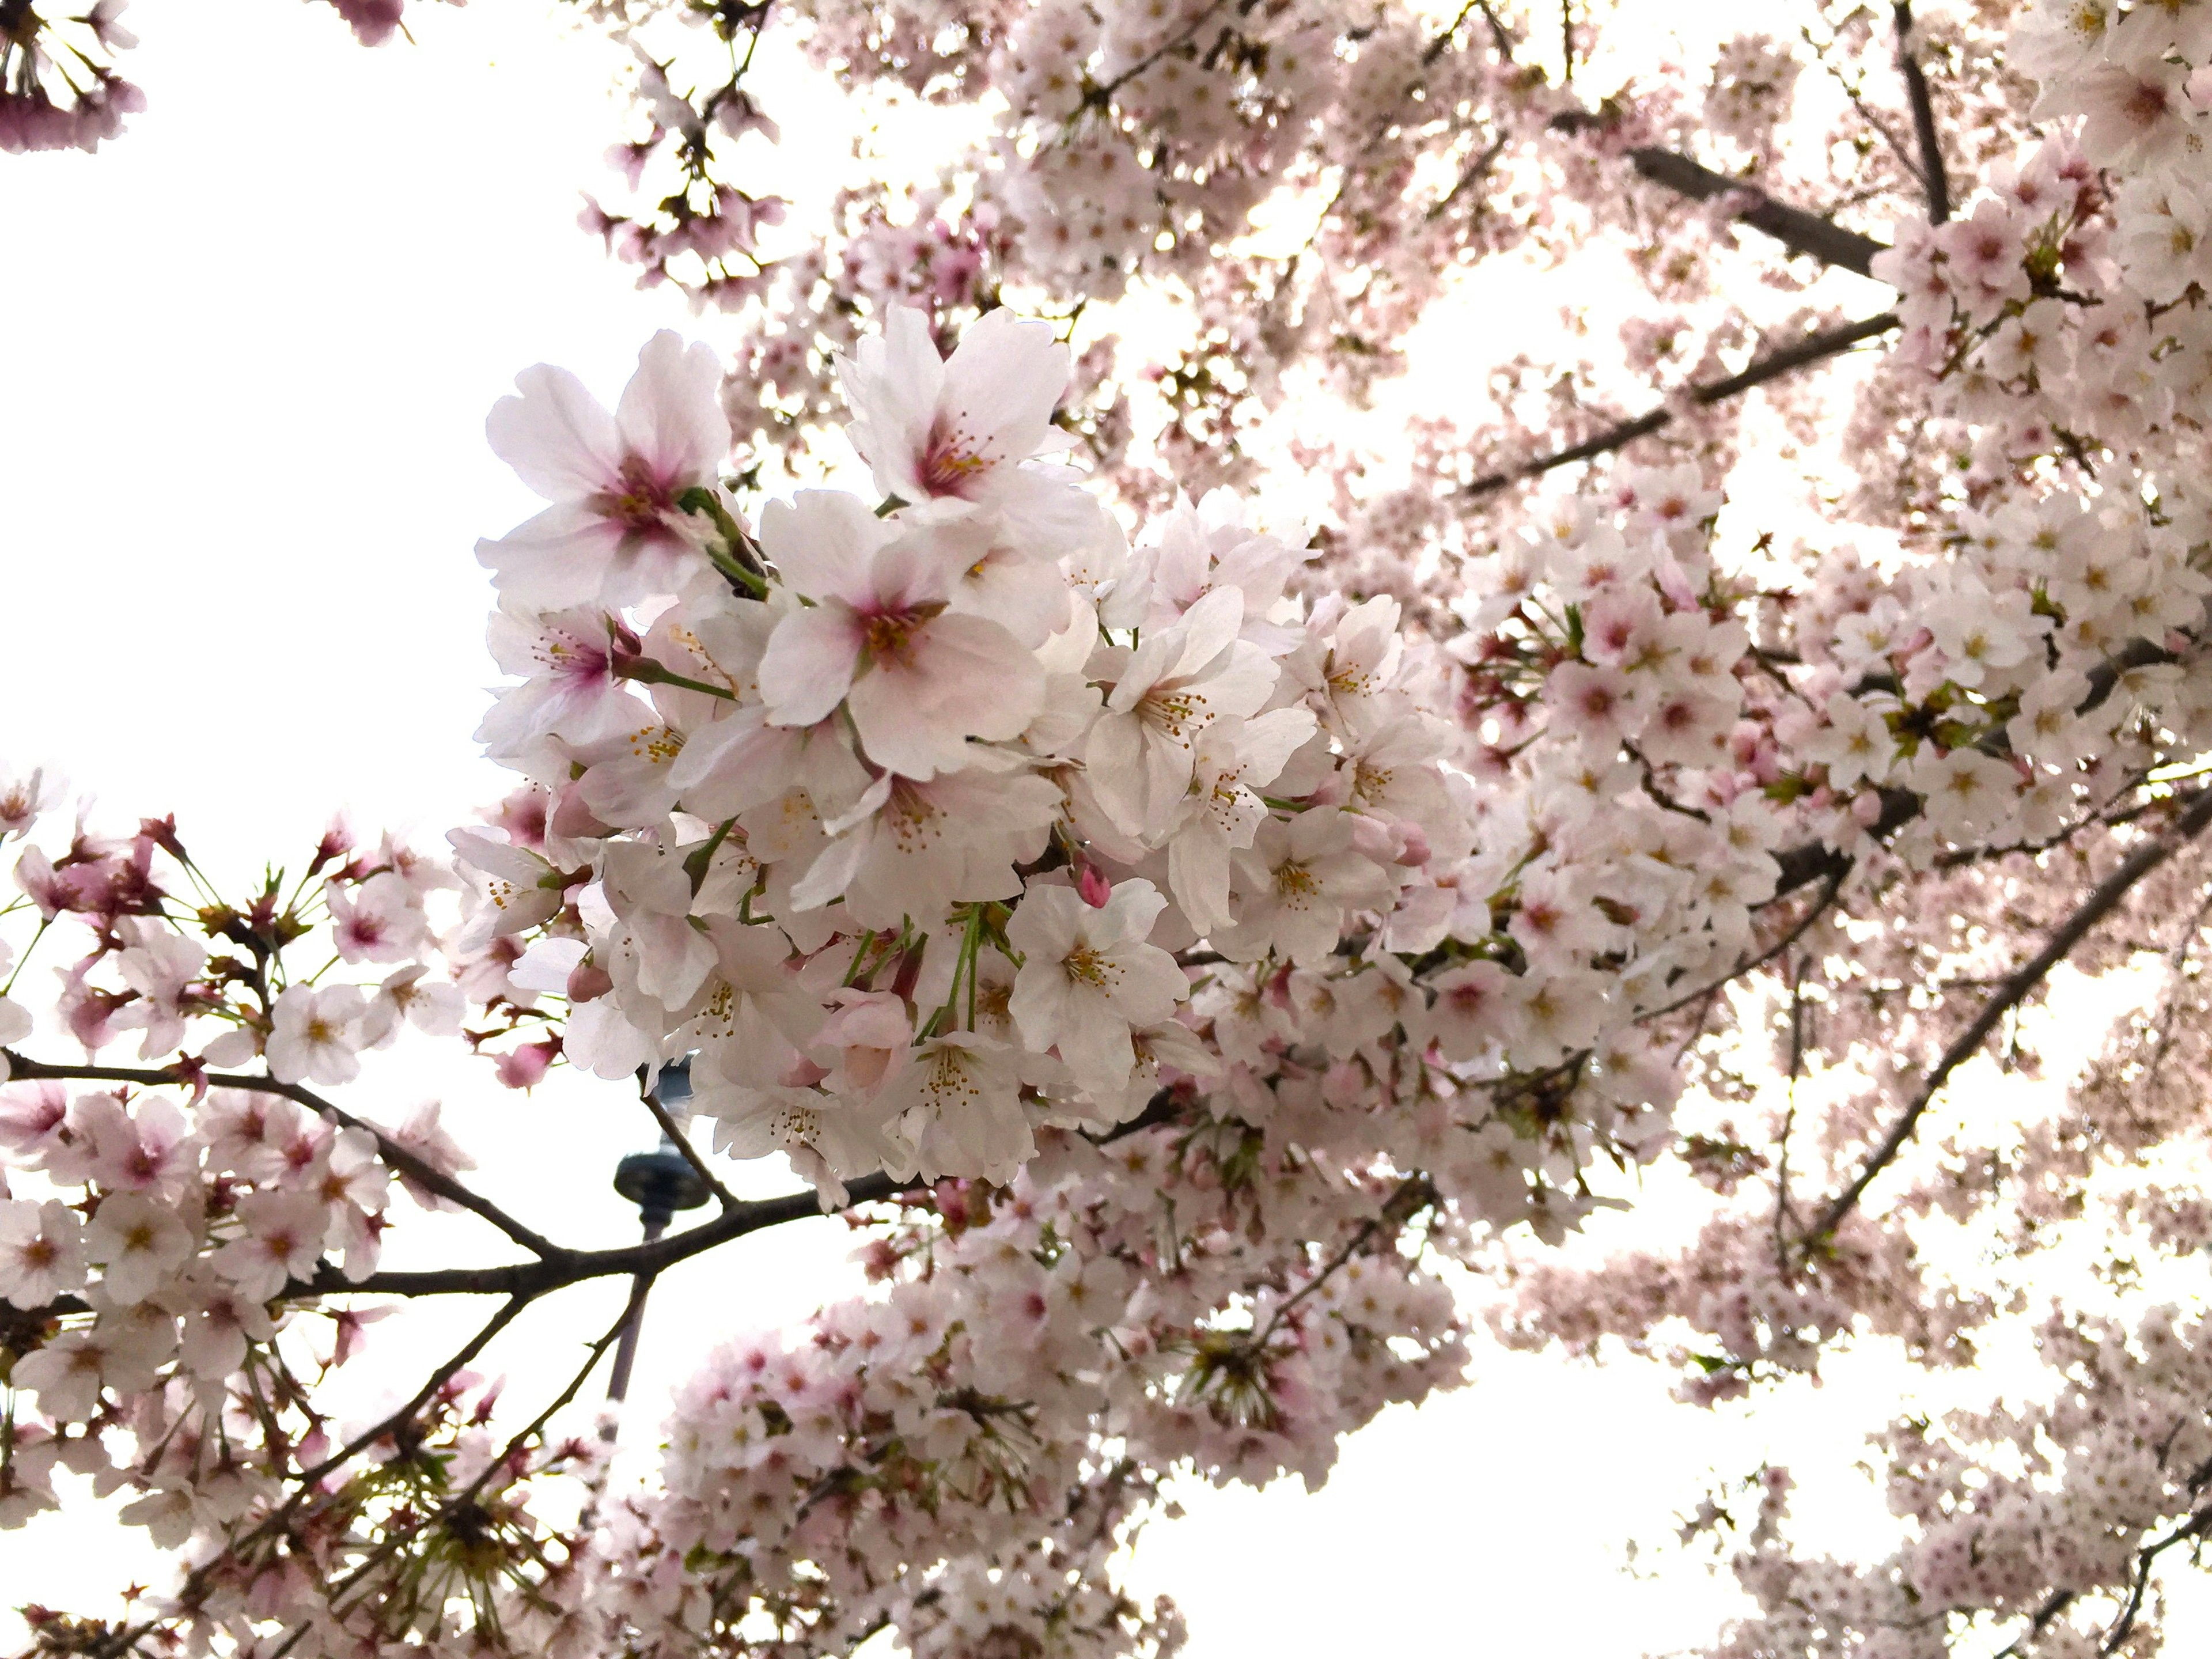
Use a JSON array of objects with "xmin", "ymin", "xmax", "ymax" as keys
[{"xmin": 3, "ymin": 2, "xmax": 2199, "ymax": 1653}]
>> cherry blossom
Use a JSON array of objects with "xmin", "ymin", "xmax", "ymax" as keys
[
  {"xmin": 478, "ymin": 330, "xmax": 730, "ymax": 610},
  {"xmin": 27, "ymin": 7, "xmax": 2212, "ymax": 1659}
]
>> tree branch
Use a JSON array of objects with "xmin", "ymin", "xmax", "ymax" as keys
[
  {"xmin": 1463, "ymin": 312, "xmax": 1899, "ymax": 497},
  {"xmin": 290, "ymin": 1170, "xmax": 910, "ymax": 1301},
  {"xmin": 1627, "ymin": 147, "xmax": 1889, "ymax": 276},
  {"xmin": 2, "ymin": 1055, "xmax": 569, "ymax": 1260},
  {"xmin": 1769, "ymin": 635, "xmax": 2188, "ymax": 903},
  {"xmin": 92, "ymin": 1294, "xmax": 533, "ymax": 1658},
  {"xmin": 1892, "ymin": 2, "xmax": 1950, "ymax": 224},
  {"xmin": 2101, "ymin": 1505, "xmax": 2212, "ymax": 1653},
  {"xmin": 1796, "ymin": 785, "xmax": 2212, "ymax": 1258},
  {"xmin": 639, "ymin": 1077, "xmax": 738, "ymax": 1211},
  {"xmin": 1249, "ymin": 1174, "xmax": 1434, "ymax": 1351},
  {"xmin": 298, "ymin": 1089, "xmax": 1179, "ymax": 1302},
  {"xmin": 312, "ymin": 1279, "xmax": 652, "ymax": 1634}
]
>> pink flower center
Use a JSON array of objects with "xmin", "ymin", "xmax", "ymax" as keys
[
  {"xmin": 919, "ymin": 417, "xmax": 992, "ymax": 498},
  {"xmin": 863, "ymin": 610, "xmax": 922, "ymax": 663},
  {"xmin": 594, "ymin": 454, "xmax": 679, "ymax": 535}
]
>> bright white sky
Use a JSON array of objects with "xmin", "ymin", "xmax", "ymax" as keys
[{"xmin": 2, "ymin": 2, "xmax": 2195, "ymax": 1654}]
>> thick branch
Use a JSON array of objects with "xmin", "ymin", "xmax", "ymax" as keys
[
  {"xmin": 293, "ymin": 1171, "xmax": 909, "ymax": 1300},
  {"xmin": 1627, "ymin": 147, "xmax": 1889, "ymax": 276},
  {"xmin": 1463, "ymin": 312, "xmax": 1899, "ymax": 497},
  {"xmin": 2, "ymin": 1055, "xmax": 568, "ymax": 1260},
  {"xmin": 1797, "ymin": 785, "xmax": 2212, "ymax": 1256},
  {"xmin": 294, "ymin": 1088, "xmax": 1174, "ymax": 1301},
  {"xmin": 1892, "ymin": 2, "xmax": 1951, "ymax": 224}
]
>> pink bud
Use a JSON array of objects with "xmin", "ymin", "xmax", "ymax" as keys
[
  {"xmin": 566, "ymin": 957, "xmax": 613, "ymax": 1003},
  {"xmin": 494, "ymin": 1040, "xmax": 558, "ymax": 1091},
  {"xmin": 1078, "ymin": 865, "xmax": 1112, "ymax": 908}
]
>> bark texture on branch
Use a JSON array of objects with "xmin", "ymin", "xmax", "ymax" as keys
[
  {"xmin": 1626, "ymin": 147, "xmax": 1891, "ymax": 278},
  {"xmin": 1893, "ymin": 2, "xmax": 1952, "ymax": 224},
  {"xmin": 1463, "ymin": 312, "xmax": 1899, "ymax": 498},
  {"xmin": 1797, "ymin": 784, "xmax": 2212, "ymax": 1256}
]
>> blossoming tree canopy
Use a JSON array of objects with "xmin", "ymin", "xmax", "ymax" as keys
[{"xmin": 17, "ymin": 0, "xmax": 2212, "ymax": 1654}]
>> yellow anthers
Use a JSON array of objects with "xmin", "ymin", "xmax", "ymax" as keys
[
  {"xmin": 1141, "ymin": 688, "xmax": 1205, "ymax": 743},
  {"xmin": 627, "ymin": 725, "xmax": 685, "ymax": 763},
  {"xmin": 1062, "ymin": 944, "xmax": 1119, "ymax": 988}
]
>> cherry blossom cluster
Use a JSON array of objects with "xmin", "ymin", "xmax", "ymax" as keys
[
  {"xmin": 456, "ymin": 302, "xmax": 1821, "ymax": 1219},
  {"xmin": 0, "ymin": 0, "xmax": 141, "ymax": 154},
  {"xmin": 1460, "ymin": 8, "xmax": 2212, "ymax": 1647},
  {"xmin": 0, "ymin": 0, "xmax": 429, "ymax": 156},
  {"xmin": 1703, "ymin": 1297, "xmax": 2212, "ymax": 1659},
  {"xmin": 563, "ymin": 0, "xmax": 2031, "ymax": 528},
  {"xmin": 31, "ymin": 5, "xmax": 2212, "ymax": 1657},
  {"xmin": 0, "ymin": 794, "xmax": 478, "ymax": 1535},
  {"xmin": 566, "ymin": 1135, "xmax": 1461, "ymax": 1657},
  {"xmin": 576, "ymin": 0, "xmax": 793, "ymax": 310}
]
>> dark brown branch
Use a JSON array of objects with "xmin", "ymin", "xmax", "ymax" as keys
[
  {"xmin": 1770, "ymin": 635, "xmax": 2187, "ymax": 902},
  {"xmin": 1627, "ymin": 147, "xmax": 1890, "ymax": 276},
  {"xmin": 1249, "ymin": 1175, "xmax": 1434, "ymax": 1350},
  {"xmin": 292, "ymin": 1085, "xmax": 1183, "ymax": 1301},
  {"xmin": 1892, "ymin": 3, "xmax": 1950, "ymax": 224},
  {"xmin": 2, "ymin": 1055, "xmax": 568, "ymax": 1260},
  {"xmin": 639, "ymin": 1076, "xmax": 738, "ymax": 1211},
  {"xmin": 301, "ymin": 1171, "xmax": 911, "ymax": 1301},
  {"xmin": 1769, "ymin": 786, "xmax": 1920, "ymax": 899},
  {"xmin": 1796, "ymin": 785, "xmax": 2212, "ymax": 1257},
  {"xmin": 1463, "ymin": 312, "xmax": 1899, "ymax": 497},
  {"xmin": 313, "ymin": 1280, "xmax": 652, "ymax": 1630},
  {"xmin": 93, "ymin": 1295, "xmax": 532, "ymax": 1658}
]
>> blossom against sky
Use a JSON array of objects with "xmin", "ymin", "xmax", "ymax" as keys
[
  {"xmin": 0, "ymin": 5, "xmax": 1767, "ymax": 1647},
  {"xmin": 14, "ymin": 2, "xmax": 2212, "ymax": 1654}
]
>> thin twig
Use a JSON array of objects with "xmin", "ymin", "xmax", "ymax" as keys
[
  {"xmin": 1090, "ymin": 0, "xmax": 1233, "ymax": 99},
  {"xmin": 1249, "ymin": 1175, "xmax": 1434, "ymax": 1351},
  {"xmin": 1426, "ymin": 0, "xmax": 1502, "ymax": 65},
  {"xmin": 1638, "ymin": 866, "xmax": 1848, "ymax": 1029},
  {"xmin": 639, "ymin": 1077, "xmax": 738, "ymax": 1211},
  {"xmin": 1798, "ymin": 20, "xmax": 1922, "ymax": 186},
  {"xmin": 1796, "ymin": 786, "xmax": 2212, "ymax": 1259},
  {"xmin": 1463, "ymin": 313, "xmax": 1899, "ymax": 498},
  {"xmin": 1, "ymin": 1055, "xmax": 567, "ymax": 1260},
  {"xmin": 315, "ymin": 1279, "xmax": 653, "ymax": 1626}
]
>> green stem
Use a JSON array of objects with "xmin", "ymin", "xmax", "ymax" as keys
[
  {"xmin": 2, "ymin": 916, "xmax": 49, "ymax": 997},
  {"xmin": 684, "ymin": 817, "xmax": 740, "ymax": 894},
  {"xmin": 619, "ymin": 658, "xmax": 739, "ymax": 701}
]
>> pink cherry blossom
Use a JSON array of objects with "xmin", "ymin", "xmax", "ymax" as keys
[{"xmin": 479, "ymin": 331, "xmax": 730, "ymax": 609}]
